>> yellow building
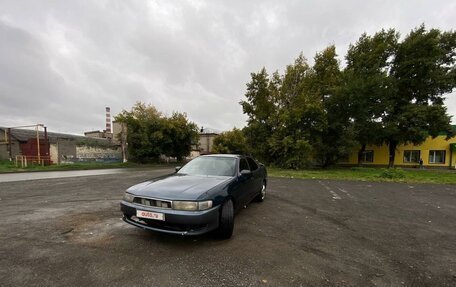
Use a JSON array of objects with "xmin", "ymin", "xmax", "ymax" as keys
[{"xmin": 340, "ymin": 133, "xmax": 456, "ymax": 169}]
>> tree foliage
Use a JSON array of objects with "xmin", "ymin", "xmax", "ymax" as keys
[
  {"xmin": 212, "ymin": 128, "xmax": 249, "ymax": 155},
  {"xmin": 344, "ymin": 29, "xmax": 399, "ymax": 164},
  {"xmin": 241, "ymin": 56, "xmax": 319, "ymax": 168},
  {"xmin": 309, "ymin": 45, "xmax": 356, "ymax": 167},
  {"xmin": 384, "ymin": 25, "xmax": 456, "ymax": 166},
  {"xmin": 241, "ymin": 68, "xmax": 276, "ymax": 164},
  {"xmin": 241, "ymin": 25, "xmax": 456, "ymax": 168},
  {"xmin": 115, "ymin": 102, "xmax": 199, "ymax": 162},
  {"xmin": 346, "ymin": 25, "xmax": 456, "ymax": 166},
  {"xmin": 241, "ymin": 50, "xmax": 354, "ymax": 168}
]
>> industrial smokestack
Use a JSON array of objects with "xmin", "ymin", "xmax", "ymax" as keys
[{"xmin": 105, "ymin": 107, "xmax": 111, "ymax": 133}]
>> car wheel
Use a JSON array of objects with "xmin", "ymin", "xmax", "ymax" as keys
[
  {"xmin": 216, "ymin": 199, "xmax": 234, "ymax": 239},
  {"xmin": 254, "ymin": 181, "xmax": 266, "ymax": 202}
]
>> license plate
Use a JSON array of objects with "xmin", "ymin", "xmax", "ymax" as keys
[{"xmin": 136, "ymin": 210, "xmax": 165, "ymax": 221}]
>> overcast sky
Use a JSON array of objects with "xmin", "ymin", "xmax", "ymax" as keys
[{"xmin": 0, "ymin": 0, "xmax": 455, "ymax": 135}]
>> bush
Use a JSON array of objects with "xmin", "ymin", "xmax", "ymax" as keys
[
  {"xmin": 378, "ymin": 168, "xmax": 406, "ymax": 179},
  {"xmin": 350, "ymin": 167, "xmax": 366, "ymax": 171},
  {"xmin": 267, "ymin": 136, "xmax": 313, "ymax": 169}
]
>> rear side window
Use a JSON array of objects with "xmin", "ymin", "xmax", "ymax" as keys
[
  {"xmin": 246, "ymin": 157, "xmax": 258, "ymax": 171},
  {"xmin": 239, "ymin": 158, "xmax": 250, "ymax": 172}
]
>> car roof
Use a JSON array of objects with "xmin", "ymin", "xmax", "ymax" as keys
[{"xmin": 202, "ymin": 154, "xmax": 242, "ymax": 158}]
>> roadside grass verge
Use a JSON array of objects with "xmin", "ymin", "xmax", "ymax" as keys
[
  {"xmin": 2, "ymin": 160, "xmax": 454, "ymax": 184},
  {"xmin": 268, "ymin": 167, "xmax": 456, "ymax": 185},
  {"xmin": 0, "ymin": 160, "xmax": 176, "ymax": 173}
]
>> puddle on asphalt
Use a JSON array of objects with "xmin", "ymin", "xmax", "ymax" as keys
[{"xmin": 56, "ymin": 212, "xmax": 125, "ymax": 247}]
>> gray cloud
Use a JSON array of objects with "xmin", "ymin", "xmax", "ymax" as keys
[{"xmin": 0, "ymin": 0, "xmax": 455, "ymax": 134}]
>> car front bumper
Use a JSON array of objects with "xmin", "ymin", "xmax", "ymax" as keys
[{"xmin": 120, "ymin": 201, "xmax": 220, "ymax": 236}]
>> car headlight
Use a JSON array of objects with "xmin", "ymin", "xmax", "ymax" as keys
[
  {"xmin": 123, "ymin": 192, "xmax": 135, "ymax": 203},
  {"xmin": 198, "ymin": 200, "xmax": 213, "ymax": 210},
  {"xmin": 172, "ymin": 200, "xmax": 213, "ymax": 211}
]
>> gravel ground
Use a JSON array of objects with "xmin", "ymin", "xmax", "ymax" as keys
[{"xmin": 0, "ymin": 168, "xmax": 455, "ymax": 286}]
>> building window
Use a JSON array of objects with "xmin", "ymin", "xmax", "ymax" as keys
[
  {"xmin": 429, "ymin": 150, "xmax": 445, "ymax": 164},
  {"xmin": 403, "ymin": 150, "xmax": 420, "ymax": 163},
  {"xmin": 361, "ymin": 150, "xmax": 374, "ymax": 163}
]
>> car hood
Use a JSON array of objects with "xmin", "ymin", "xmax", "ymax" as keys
[{"xmin": 126, "ymin": 174, "xmax": 232, "ymax": 200}]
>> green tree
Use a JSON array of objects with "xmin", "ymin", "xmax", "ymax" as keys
[
  {"xmin": 212, "ymin": 128, "xmax": 249, "ymax": 154},
  {"xmin": 241, "ymin": 52, "xmax": 350, "ymax": 168},
  {"xmin": 240, "ymin": 68, "xmax": 276, "ymax": 163},
  {"xmin": 115, "ymin": 102, "xmax": 164, "ymax": 162},
  {"xmin": 115, "ymin": 102, "xmax": 199, "ymax": 162},
  {"xmin": 385, "ymin": 25, "xmax": 456, "ymax": 166},
  {"xmin": 344, "ymin": 29, "xmax": 399, "ymax": 164},
  {"xmin": 344, "ymin": 25, "xmax": 455, "ymax": 167},
  {"xmin": 309, "ymin": 45, "xmax": 356, "ymax": 167},
  {"xmin": 161, "ymin": 112, "xmax": 199, "ymax": 161},
  {"xmin": 270, "ymin": 54, "xmax": 316, "ymax": 168},
  {"xmin": 240, "ymin": 25, "xmax": 455, "ymax": 169}
]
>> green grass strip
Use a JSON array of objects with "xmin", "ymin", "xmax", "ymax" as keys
[{"xmin": 268, "ymin": 167, "xmax": 456, "ymax": 185}]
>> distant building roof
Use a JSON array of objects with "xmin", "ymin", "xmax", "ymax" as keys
[
  {"xmin": 200, "ymin": 127, "xmax": 220, "ymax": 135},
  {"xmin": 0, "ymin": 127, "xmax": 117, "ymax": 147}
]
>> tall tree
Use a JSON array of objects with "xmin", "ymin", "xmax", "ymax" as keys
[
  {"xmin": 240, "ymin": 68, "xmax": 275, "ymax": 163},
  {"xmin": 385, "ymin": 25, "xmax": 456, "ymax": 166},
  {"xmin": 115, "ymin": 102, "xmax": 164, "ymax": 162},
  {"xmin": 240, "ymin": 25, "xmax": 455, "ymax": 169},
  {"xmin": 344, "ymin": 29, "xmax": 399, "ymax": 165},
  {"xmin": 270, "ymin": 54, "xmax": 315, "ymax": 168},
  {"xmin": 161, "ymin": 112, "xmax": 199, "ymax": 161},
  {"xmin": 309, "ymin": 45, "xmax": 355, "ymax": 167},
  {"xmin": 115, "ymin": 102, "xmax": 199, "ymax": 162}
]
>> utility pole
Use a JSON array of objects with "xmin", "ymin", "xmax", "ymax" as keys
[
  {"xmin": 36, "ymin": 125, "xmax": 41, "ymax": 165},
  {"xmin": 44, "ymin": 126, "xmax": 49, "ymax": 164},
  {"xmin": 121, "ymin": 122, "xmax": 127, "ymax": 163},
  {"xmin": 7, "ymin": 124, "xmax": 46, "ymax": 165},
  {"xmin": 7, "ymin": 128, "xmax": 12, "ymax": 161}
]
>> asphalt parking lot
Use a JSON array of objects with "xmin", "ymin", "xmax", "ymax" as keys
[{"xmin": 0, "ymin": 168, "xmax": 455, "ymax": 287}]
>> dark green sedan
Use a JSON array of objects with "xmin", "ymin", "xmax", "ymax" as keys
[{"xmin": 120, "ymin": 154, "xmax": 267, "ymax": 239}]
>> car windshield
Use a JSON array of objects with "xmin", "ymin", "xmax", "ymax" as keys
[{"xmin": 178, "ymin": 156, "xmax": 236, "ymax": 177}]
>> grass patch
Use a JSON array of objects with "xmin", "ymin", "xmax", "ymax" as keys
[
  {"xmin": 0, "ymin": 160, "xmax": 16, "ymax": 172},
  {"xmin": 378, "ymin": 168, "xmax": 406, "ymax": 179},
  {"xmin": 268, "ymin": 166, "xmax": 456, "ymax": 185},
  {"xmin": 0, "ymin": 160, "xmax": 176, "ymax": 173}
]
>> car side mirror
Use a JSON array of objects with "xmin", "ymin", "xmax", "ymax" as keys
[
  {"xmin": 240, "ymin": 169, "xmax": 251, "ymax": 176},
  {"xmin": 175, "ymin": 166, "xmax": 181, "ymax": 173}
]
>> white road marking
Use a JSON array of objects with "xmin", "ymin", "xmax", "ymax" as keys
[
  {"xmin": 0, "ymin": 168, "xmax": 172, "ymax": 183},
  {"xmin": 337, "ymin": 187, "xmax": 355, "ymax": 199},
  {"xmin": 318, "ymin": 180, "xmax": 341, "ymax": 200}
]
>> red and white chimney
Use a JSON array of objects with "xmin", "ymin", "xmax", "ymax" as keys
[{"xmin": 105, "ymin": 107, "xmax": 111, "ymax": 133}]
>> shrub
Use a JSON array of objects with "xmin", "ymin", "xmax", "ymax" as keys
[
  {"xmin": 378, "ymin": 168, "xmax": 406, "ymax": 179},
  {"xmin": 350, "ymin": 167, "xmax": 366, "ymax": 171}
]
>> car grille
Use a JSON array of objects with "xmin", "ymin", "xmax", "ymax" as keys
[{"xmin": 133, "ymin": 197, "xmax": 172, "ymax": 209}]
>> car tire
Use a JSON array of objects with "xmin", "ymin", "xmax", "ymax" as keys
[
  {"xmin": 254, "ymin": 180, "xmax": 266, "ymax": 202},
  {"xmin": 216, "ymin": 199, "xmax": 234, "ymax": 239}
]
